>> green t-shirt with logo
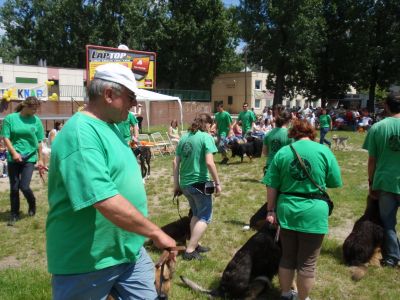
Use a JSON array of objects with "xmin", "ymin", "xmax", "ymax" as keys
[
  {"xmin": 262, "ymin": 140, "xmax": 342, "ymax": 234},
  {"xmin": 117, "ymin": 112, "xmax": 138, "ymax": 142},
  {"xmin": 362, "ymin": 117, "xmax": 400, "ymax": 194},
  {"xmin": 319, "ymin": 114, "xmax": 331, "ymax": 128},
  {"xmin": 263, "ymin": 127, "xmax": 292, "ymax": 169},
  {"xmin": 214, "ymin": 111, "xmax": 232, "ymax": 138},
  {"xmin": 1, "ymin": 112, "xmax": 44, "ymax": 163},
  {"xmin": 238, "ymin": 110, "xmax": 257, "ymax": 134},
  {"xmin": 176, "ymin": 131, "xmax": 218, "ymax": 188},
  {"xmin": 46, "ymin": 112, "xmax": 147, "ymax": 275}
]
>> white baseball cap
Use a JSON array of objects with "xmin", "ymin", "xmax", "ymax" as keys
[{"xmin": 94, "ymin": 63, "xmax": 141, "ymax": 96}]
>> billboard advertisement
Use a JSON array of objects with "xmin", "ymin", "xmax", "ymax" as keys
[{"xmin": 86, "ymin": 45, "xmax": 156, "ymax": 89}]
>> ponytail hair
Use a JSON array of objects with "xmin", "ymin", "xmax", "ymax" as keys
[
  {"xmin": 15, "ymin": 96, "xmax": 40, "ymax": 112},
  {"xmin": 275, "ymin": 111, "xmax": 292, "ymax": 127}
]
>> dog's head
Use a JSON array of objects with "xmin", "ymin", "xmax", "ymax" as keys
[
  {"xmin": 332, "ymin": 134, "xmax": 338, "ymax": 140},
  {"xmin": 155, "ymin": 257, "xmax": 176, "ymax": 300},
  {"xmin": 129, "ymin": 140, "xmax": 140, "ymax": 149}
]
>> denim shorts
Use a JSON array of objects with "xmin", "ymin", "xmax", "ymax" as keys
[
  {"xmin": 51, "ymin": 247, "xmax": 157, "ymax": 300},
  {"xmin": 182, "ymin": 185, "xmax": 213, "ymax": 224}
]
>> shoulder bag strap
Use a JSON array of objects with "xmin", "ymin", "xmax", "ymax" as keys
[{"xmin": 289, "ymin": 144, "xmax": 328, "ymax": 197}]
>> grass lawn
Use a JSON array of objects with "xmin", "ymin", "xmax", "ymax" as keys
[{"xmin": 0, "ymin": 130, "xmax": 399, "ymax": 299}]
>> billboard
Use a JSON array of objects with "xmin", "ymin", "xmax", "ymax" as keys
[{"xmin": 86, "ymin": 45, "xmax": 156, "ymax": 89}]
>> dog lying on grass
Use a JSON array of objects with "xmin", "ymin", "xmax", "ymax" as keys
[
  {"xmin": 230, "ymin": 136, "xmax": 263, "ymax": 163},
  {"xmin": 180, "ymin": 222, "xmax": 281, "ymax": 299},
  {"xmin": 342, "ymin": 195, "xmax": 384, "ymax": 281},
  {"xmin": 160, "ymin": 210, "xmax": 192, "ymax": 245}
]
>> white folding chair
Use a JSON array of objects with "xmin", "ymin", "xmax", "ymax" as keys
[
  {"xmin": 165, "ymin": 132, "xmax": 176, "ymax": 154},
  {"xmin": 150, "ymin": 132, "xmax": 173, "ymax": 156}
]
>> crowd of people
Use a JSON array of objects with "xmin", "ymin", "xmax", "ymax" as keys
[{"xmin": 0, "ymin": 62, "xmax": 398, "ymax": 300}]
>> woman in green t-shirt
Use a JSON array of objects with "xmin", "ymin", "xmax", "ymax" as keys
[
  {"xmin": 318, "ymin": 108, "xmax": 332, "ymax": 147},
  {"xmin": 173, "ymin": 114, "xmax": 221, "ymax": 261},
  {"xmin": 264, "ymin": 119, "xmax": 342, "ymax": 300},
  {"xmin": 1, "ymin": 97, "xmax": 45, "ymax": 226}
]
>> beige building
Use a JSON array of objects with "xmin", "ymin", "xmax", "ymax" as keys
[{"xmin": 212, "ymin": 71, "xmax": 314, "ymax": 114}]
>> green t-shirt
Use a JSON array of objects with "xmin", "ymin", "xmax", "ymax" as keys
[
  {"xmin": 214, "ymin": 111, "xmax": 232, "ymax": 138},
  {"xmin": 262, "ymin": 140, "xmax": 342, "ymax": 234},
  {"xmin": 319, "ymin": 114, "xmax": 331, "ymax": 128},
  {"xmin": 263, "ymin": 127, "xmax": 292, "ymax": 169},
  {"xmin": 176, "ymin": 131, "xmax": 218, "ymax": 188},
  {"xmin": 117, "ymin": 112, "xmax": 138, "ymax": 142},
  {"xmin": 362, "ymin": 117, "xmax": 400, "ymax": 194},
  {"xmin": 238, "ymin": 110, "xmax": 256, "ymax": 134},
  {"xmin": 46, "ymin": 112, "xmax": 147, "ymax": 275},
  {"xmin": 1, "ymin": 112, "xmax": 44, "ymax": 163}
]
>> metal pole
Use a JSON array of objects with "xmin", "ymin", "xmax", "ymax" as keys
[{"xmin": 244, "ymin": 50, "xmax": 247, "ymax": 104}]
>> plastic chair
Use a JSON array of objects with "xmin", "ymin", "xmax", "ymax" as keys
[
  {"xmin": 150, "ymin": 132, "xmax": 173, "ymax": 156},
  {"xmin": 165, "ymin": 132, "xmax": 176, "ymax": 154}
]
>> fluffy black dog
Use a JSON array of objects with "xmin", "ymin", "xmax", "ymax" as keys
[
  {"xmin": 180, "ymin": 222, "xmax": 281, "ymax": 299},
  {"xmin": 160, "ymin": 210, "xmax": 192, "ymax": 245},
  {"xmin": 230, "ymin": 136, "xmax": 263, "ymax": 163},
  {"xmin": 342, "ymin": 195, "xmax": 384, "ymax": 280},
  {"xmin": 131, "ymin": 142, "xmax": 152, "ymax": 178}
]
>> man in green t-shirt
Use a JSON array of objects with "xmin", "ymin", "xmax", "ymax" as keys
[
  {"xmin": 117, "ymin": 111, "xmax": 139, "ymax": 143},
  {"xmin": 362, "ymin": 94, "xmax": 400, "ymax": 268},
  {"xmin": 319, "ymin": 108, "xmax": 332, "ymax": 147},
  {"xmin": 236, "ymin": 102, "xmax": 256, "ymax": 135},
  {"xmin": 214, "ymin": 103, "xmax": 232, "ymax": 164},
  {"xmin": 46, "ymin": 63, "xmax": 176, "ymax": 299}
]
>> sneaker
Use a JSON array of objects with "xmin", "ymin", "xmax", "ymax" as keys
[
  {"xmin": 380, "ymin": 258, "xmax": 398, "ymax": 268},
  {"xmin": 280, "ymin": 290, "xmax": 298, "ymax": 300},
  {"xmin": 182, "ymin": 250, "xmax": 204, "ymax": 261},
  {"xmin": 7, "ymin": 215, "xmax": 19, "ymax": 226},
  {"xmin": 220, "ymin": 157, "xmax": 229, "ymax": 164},
  {"xmin": 195, "ymin": 245, "xmax": 210, "ymax": 253}
]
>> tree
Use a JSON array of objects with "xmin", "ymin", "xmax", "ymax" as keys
[{"xmin": 239, "ymin": 0, "xmax": 326, "ymax": 106}]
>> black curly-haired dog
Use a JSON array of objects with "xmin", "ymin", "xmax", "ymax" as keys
[
  {"xmin": 180, "ymin": 222, "xmax": 281, "ymax": 299},
  {"xmin": 130, "ymin": 141, "xmax": 152, "ymax": 178},
  {"xmin": 342, "ymin": 195, "xmax": 384, "ymax": 280},
  {"xmin": 230, "ymin": 136, "xmax": 263, "ymax": 163}
]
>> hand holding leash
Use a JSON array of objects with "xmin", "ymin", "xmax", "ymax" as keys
[
  {"xmin": 152, "ymin": 229, "xmax": 177, "ymax": 259},
  {"xmin": 266, "ymin": 211, "xmax": 277, "ymax": 225}
]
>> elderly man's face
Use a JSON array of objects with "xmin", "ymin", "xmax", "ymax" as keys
[{"xmin": 108, "ymin": 87, "xmax": 137, "ymax": 122}]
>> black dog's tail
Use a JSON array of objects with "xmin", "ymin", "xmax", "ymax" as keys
[{"xmin": 180, "ymin": 276, "xmax": 217, "ymax": 298}]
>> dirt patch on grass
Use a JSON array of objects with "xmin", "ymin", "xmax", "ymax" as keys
[
  {"xmin": 328, "ymin": 218, "xmax": 354, "ymax": 242},
  {"xmin": 0, "ymin": 256, "xmax": 21, "ymax": 270}
]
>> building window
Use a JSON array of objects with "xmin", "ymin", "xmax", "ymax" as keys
[
  {"xmin": 228, "ymin": 96, "xmax": 233, "ymax": 105},
  {"xmin": 16, "ymin": 77, "xmax": 38, "ymax": 84},
  {"xmin": 255, "ymin": 99, "xmax": 261, "ymax": 108},
  {"xmin": 255, "ymin": 80, "xmax": 262, "ymax": 90}
]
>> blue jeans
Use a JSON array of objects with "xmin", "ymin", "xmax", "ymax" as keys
[
  {"xmin": 52, "ymin": 247, "xmax": 157, "ymax": 300},
  {"xmin": 8, "ymin": 162, "xmax": 36, "ymax": 217},
  {"xmin": 319, "ymin": 127, "xmax": 331, "ymax": 146},
  {"xmin": 182, "ymin": 186, "xmax": 213, "ymax": 223},
  {"xmin": 379, "ymin": 191, "xmax": 400, "ymax": 264}
]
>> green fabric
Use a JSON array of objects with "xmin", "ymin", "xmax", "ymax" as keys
[
  {"xmin": 319, "ymin": 114, "xmax": 331, "ymax": 128},
  {"xmin": 117, "ymin": 112, "xmax": 138, "ymax": 142},
  {"xmin": 1, "ymin": 112, "xmax": 44, "ymax": 163},
  {"xmin": 238, "ymin": 110, "xmax": 256, "ymax": 134},
  {"xmin": 176, "ymin": 131, "xmax": 217, "ymax": 188},
  {"xmin": 46, "ymin": 112, "xmax": 147, "ymax": 275},
  {"xmin": 263, "ymin": 127, "xmax": 292, "ymax": 169},
  {"xmin": 362, "ymin": 117, "xmax": 400, "ymax": 194},
  {"xmin": 214, "ymin": 111, "xmax": 232, "ymax": 138},
  {"xmin": 262, "ymin": 140, "xmax": 342, "ymax": 234}
]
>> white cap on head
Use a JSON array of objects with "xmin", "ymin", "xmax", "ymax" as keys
[{"xmin": 94, "ymin": 63, "xmax": 140, "ymax": 95}]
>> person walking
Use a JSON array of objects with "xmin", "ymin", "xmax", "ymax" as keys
[
  {"xmin": 117, "ymin": 111, "xmax": 139, "ymax": 144},
  {"xmin": 319, "ymin": 108, "xmax": 332, "ymax": 147},
  {"xmin": 1, "ymin": 96, "xmax": 45, "ymax": 226},
  {"xmin": 46, "ymin": 63, "xmax": 176, "ymax": 300},
  {"xmin": 236, "ymin": 102, "xmax": 256, "ymax": 136},
  {"xmin": 264, "ymin": 119, "xmax": 342, "ymax": 300},
  {"xmin": 173, "ymin": 113, "xmax": 221, "ymax": 260},
  {"xmin": 214, "ymin": 102, "xmax": 232, "ymax": 164},
  {"xmin": 362, "ymin": 93, "xmax": 400, "ymax": 268}
]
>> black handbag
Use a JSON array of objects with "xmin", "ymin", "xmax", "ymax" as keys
[
  {"xmin": 191, "ymin": 181, "xmax": 216, "ymax": 195},
  {"xmin": 289, "ymin": 145, "xmax": 334, "ymax": 216}
]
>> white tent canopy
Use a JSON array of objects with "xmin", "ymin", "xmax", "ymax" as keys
[{"xmin": 135, "ymin": 89, "xmax": 183, "ymax": 131}]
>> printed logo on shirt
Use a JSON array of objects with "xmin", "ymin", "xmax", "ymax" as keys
[
  {"xmin": 388, "ymin": 135, "xmax": 400, "ymax": 151},
  {"xmin": 182, "ymin": 141, "xmax": 193, "ymax": 158},
  {"xmin": 271, "ymin": 139, "xmax": 282, "ymax": 152},
  {"xmin": 31, "ymin": 127, "xmax": 36, "ymax": 133},
  {"xmin": 289, "ymin": 158, "xmax": 312, "ymax": 181}
]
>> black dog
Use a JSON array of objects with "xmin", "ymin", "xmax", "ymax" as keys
[
  {"xmin": 180, "ymin": 222, "xmax": 281, "ymax": 299},
  {"xmin": 249, "ymin": 202, "xmax": 268, "ymax": 231},
  {"xmin": 342, "ymin": 195, "xmax": 384, "ymax": 280},
  {"xmin": 230, "ymin": 136, "xmax": 263, "ymax": 163},
  {"xmin": 130, "ymin": 141, "xmax": 152, "ymax": 178},
  {"xmin": 160, "ymin": 210, "xmax": 192, "ymax": 245}
]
